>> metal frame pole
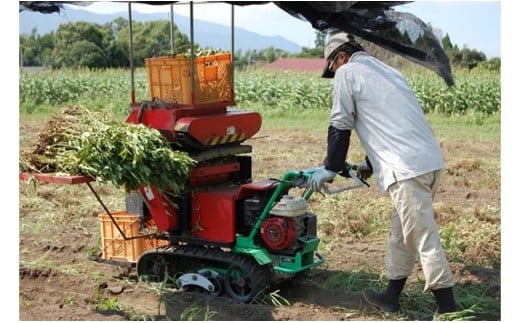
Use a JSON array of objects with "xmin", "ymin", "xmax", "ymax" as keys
[
  {"xmin": 170, "ymin": 3, "xmax": 175, "ymax": 54},
  {"xmin": 231, "ymin": 4, "xmax": 235, "ymax": 97},
  {"xmin": 189, "ymin": 1, "xmax": 195, "ymax": 104},
  {"xmin": 128, "ymin": 2, "xmax": 136, "ymax": 104}
]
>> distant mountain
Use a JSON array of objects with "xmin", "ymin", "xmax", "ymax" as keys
[{"xmin": 19, "ymin": 6, "xmax": 302, "ymax": 53}]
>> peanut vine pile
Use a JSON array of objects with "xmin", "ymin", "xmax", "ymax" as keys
[{"xmin": 20, "ymin": 106, "xmax": 195, "ymax": 193}]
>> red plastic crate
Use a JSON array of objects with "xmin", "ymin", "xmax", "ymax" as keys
[{"xmin": 145, "ymin": 53, "xmax": 233, "ymax": 104}]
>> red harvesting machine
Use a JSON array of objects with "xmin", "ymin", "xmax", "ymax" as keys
[{"xmin": 20, "ymin": 2, "xmax": 367, "ymax": 303}]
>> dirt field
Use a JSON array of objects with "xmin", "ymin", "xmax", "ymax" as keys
[{"xmin": 18, "ymin": 119, "xmax": 501, "ymax": 321}]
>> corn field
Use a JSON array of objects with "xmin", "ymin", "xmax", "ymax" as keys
[{"xmin": 19, "ymin": 67, "xmax": 500, "ymax": 116}]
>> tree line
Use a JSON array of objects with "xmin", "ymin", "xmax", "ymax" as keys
[{"xmin": 20, "ymin": 19, "xmax": 498, "ymax": 71}]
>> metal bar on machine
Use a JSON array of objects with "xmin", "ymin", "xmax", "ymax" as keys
[
  {"xmin": 86, "ymin": 182, "xmax": 128, "ymax": 240},
  {"xmin": 189, "ymin": 1, "xmax": 195, "ymax": 104},
  {"xmin": 86, "ymin": 182, "xmax": 156, "ymax": 241},
  {"xmin": 170, "ymin": 3, "xmax": 175, "ymax": 54},
  {"xmin": 231, "ymin": 3, "xmax": 235, "ymax": 97},
  {"xmin": 128, "ymin": 2, "xmax": 136, "ymax": 104}
]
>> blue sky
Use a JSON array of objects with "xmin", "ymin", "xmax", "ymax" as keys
[
  {"xmin": 400, "ymin": 1, "xmax": 501, "ymax": 58},
  {"xmin": 77, "ymin": 1, "xmax": 502, "ymax": 59}
]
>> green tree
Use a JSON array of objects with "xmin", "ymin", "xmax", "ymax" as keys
[
  {"xmin": 99, "ymin": 21, "xmax": 128, "ymax": 68},
  {"xmin": 460, "ymin": 46, "xmax": 486, "ymax": 69},
  {"xmin": 265, "ymin": 46, "xmax": 276, "ymax": 62},
  {"xmin": 68, "ymin": 40, "xmax": 107, "ymax": 68},
  {"xmin": 20, "ymin": 28, "xmax": 55, "ymax": 67},
  {"xmin": 39, "ymin": 33, "xmax": 55, "ymax": 66},
  {"xmin": 314, "ymin": 30, "xmax": 326, "ymax": 55},
  {"xmin": 53, "ymin": 22, "xmax": 107, "ymax": 68},
  {"xmin": 297, "ymin": 46, "xmax": 322, "ymax": 58},
  {"xmin": 233, "ymin": 49, "xmax": 247, "ymax": 70},
  {"xmin": 115, "ymin": 20, "xmax": 190, "ymax": 67},
  {"xmin": 477, "ymin": 57, "xmax": 500, "ymax": 71},
  {"xmin": 442, "ymin": 33, "xmax": 453, "ymax": 51},
  {"xmin": 446, "ymin": 44, "xmax": 462, "ymax": 67},
  {"xmin": 296, "ymin": 30, "xmax": 326, "ymax": 58}
]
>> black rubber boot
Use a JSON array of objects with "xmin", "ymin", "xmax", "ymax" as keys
[
  {"xmin": 363, "ymin": 278, "xmax": 407, "ymax": 313},
  {"xmin": 433, "ymin": 287, "xmax": 457, "ymax": 314}
]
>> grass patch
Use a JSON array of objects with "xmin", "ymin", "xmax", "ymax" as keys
[
  {"xmin": 95, "ymin": 293, "xmax": 155, "ymax": 320},
  {"xmin": 427, "ymin": 112, "xmax": 500, "ymax": 141},
  {"xmin": 178, "ymin": 304, "xmax": 217, "ymax": 321},
  {"xmin": 312, "ymin": 192, "xmax": 391, "ymax": 240},
  {"xmin": 399, "ymin": 279, "xmax": 499, "ymax": 320},
  {"xmin": 244, "ymin": 103, "xmax": 330, "ymax": 131},
  {"xmin": 323, "ymin": 267, "xmax": 384, "ymax": 293},
  {"xmin": 252, "ymin": 289, "xmax": 291, "ymax": 306}
]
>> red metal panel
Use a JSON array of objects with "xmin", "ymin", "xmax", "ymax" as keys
[
  {"xmin": 189, "ymin": 162, "xmax": 240, "ymax": 186},
  {"xmin": 125, "ymin": 103, "xmax": 227, "ymax": 142},
  {"xmin": 175, "ymin": 110, "xmax": 262, "ymax": 146},
  {"xmin": 19, "ymin": 172, "xmax": 94, "ymax": 184},
  {"xmin": 126, "ymin": 108, "xmax": 178, "ymax": 141},
  {"xmin": 191, "ymin": 188, "xmax": 238, "ymax": 243},
  {"xmin": 139, "ymin": 185, "xmax": 178, "ymax": 231},
  {"xmin": 125, "ymin": 104, "xmax": 260, "ymax": 147},
  {"xmin": 237, "ymin": 180, "xmax": 279, "ymax": 199}
]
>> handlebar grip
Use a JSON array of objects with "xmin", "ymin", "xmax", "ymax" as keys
[{"xmin": 321, "ymin": 169, "xmax": 369, "ymax": 194}]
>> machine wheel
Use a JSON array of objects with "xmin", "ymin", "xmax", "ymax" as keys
[
  {"xmin": 207, "ymin": 275, "xmax": 224, "ymax": 296},
  {"xmin": 224, "ymin": 264, "xmax": 267, "ymax": 303},
  {"xmin": 224, "ymin": 266, "xmax": 253, "ymax": 302},
  {"xmin": 136, "ymin": 251, "xmax": 170, "ymax": 283}
]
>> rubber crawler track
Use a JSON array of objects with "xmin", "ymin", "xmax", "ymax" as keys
[{"xmin": 137, "ymin": 244, "xmax": 272, "ymax": 303}]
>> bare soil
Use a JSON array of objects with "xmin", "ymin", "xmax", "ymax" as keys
[{"xmin": 18, "ymin": 120, "xmax": 501, "ymax": 321}]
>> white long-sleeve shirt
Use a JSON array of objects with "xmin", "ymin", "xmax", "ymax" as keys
[{"xmin": 330, "ymin": 51, "xmax": 445, "ymax": 192}]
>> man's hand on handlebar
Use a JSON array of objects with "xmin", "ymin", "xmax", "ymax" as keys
[
  {"xmin": 356, "ymin": 159, "xmax": 373, "ymax": 180},
  {"xmin": 309, "ymin": 167, "xmax": 337, "ymax": 192}
]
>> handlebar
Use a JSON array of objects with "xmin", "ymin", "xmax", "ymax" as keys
[
  {"xmin": 247, "ymin": 162, "xmax": 368, "ymax": 239},
  {"xmin": 281, "ymin": 162, "xmax": 369, "ymax": 199},
  {"xmin": 321, "ymin": 168, "xmax": 367, "ymax": 194}
]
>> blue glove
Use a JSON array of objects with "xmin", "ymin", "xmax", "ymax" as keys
[{"xmin": 309, "ymin": 167, "xmax": 337, "ymax": 192}]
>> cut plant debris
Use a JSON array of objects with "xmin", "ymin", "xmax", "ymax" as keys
[{"xmin": 20, "ymin": 106, "xmax": 195, "ymax": 193}]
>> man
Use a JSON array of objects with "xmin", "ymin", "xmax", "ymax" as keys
[{"xmin": 309, "ymin": 32, "xmax": 457, "ymax": 315}]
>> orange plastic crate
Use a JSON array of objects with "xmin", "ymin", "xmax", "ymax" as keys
[
  {"xmin": 98, "ymin": 211, "xmax": 169, "ymax": 263},
  {"xmin": 142, "ymin": 236, "xmax": 170, "ymax": 251},
  {"xmin": 145, "ymin": 53, "xmax": 233, "ymax": 104}
]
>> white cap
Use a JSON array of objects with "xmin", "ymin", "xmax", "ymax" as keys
[
  {"xmin": 324, "ymin": 32, "xmax": 356, "ymax": 59},
  {"xmin": 322, "ymin": 32, "xmax": 358, "ymax": 78}
]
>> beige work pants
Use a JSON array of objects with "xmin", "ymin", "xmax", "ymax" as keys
[{"xmin": 386, "ymin": 170, "xmax": 455, "ymax": 293}]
